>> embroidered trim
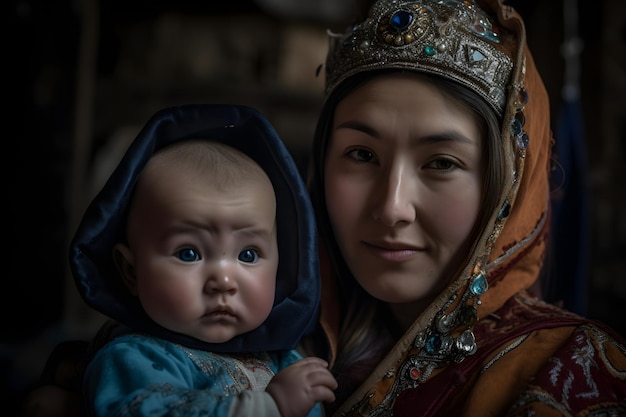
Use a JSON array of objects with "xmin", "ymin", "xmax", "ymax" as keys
[
  {"xmin": 178, "ymin": 346, "xmax": 275, "ymax": 393},
  {"xmin": 480, "ymin": 333, "xmax": 529, "ymax": 374},
  {"xmin": 485, "ymin": 201, "xmax": 548, "ymax": 274}
]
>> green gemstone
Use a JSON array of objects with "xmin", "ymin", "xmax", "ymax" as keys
[{"xmin": 424, "ymin": 45, "xmax": 436, "ymax": 56}]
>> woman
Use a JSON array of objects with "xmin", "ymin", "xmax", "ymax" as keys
[{"xmin": 306, "ymin": 0, "xmax": 626, "ymax": 415}]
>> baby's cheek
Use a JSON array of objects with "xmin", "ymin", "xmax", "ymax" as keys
[
  {"xmin": 139, "ymin": 281, "xmax": 199, "ymax": 324},
  {"xmin": 245, "ymin": 281, "xmax": 275, "ymax": 322}
]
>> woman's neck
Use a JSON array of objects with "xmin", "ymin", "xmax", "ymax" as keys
[{"xmin": 388, "ymin": 296, "xmax": 436, "ymax": 333}]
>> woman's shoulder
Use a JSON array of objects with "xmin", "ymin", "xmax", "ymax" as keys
[
  {"xmin": 562, "ymin": 321, "xmax": 625, "ymax": 357},
  {"xmin": 465, "ymin": 297, "xmax": 626, "ymax": 415},
  {"xmin": 479, "ymin": 292, "xmax": 606, "ymax": 339},
  {"xmin": 507, "ymin": 322, "xmax": 626, "ymax": 414}
]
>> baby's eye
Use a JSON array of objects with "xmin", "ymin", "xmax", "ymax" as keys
[
  {"xmin": 238, "ymin": 248, "xmax": 260, "ymax": 264},
  {"xmin": 347, "ymin": 148, "xmax": 376, "ymax": 163},
  {"xmin": 177, "ymin": 248, "xmax": 200, "ymax": 262}
]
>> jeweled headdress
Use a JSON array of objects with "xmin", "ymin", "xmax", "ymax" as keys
[{"xmin": 324, "ymin": 0, "xmax": 516, "ymax": 116}]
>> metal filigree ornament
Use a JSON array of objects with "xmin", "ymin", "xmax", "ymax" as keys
[
  {"xmin": 360, "ymin": 266, "xmax": 490, "ymax": 413},
  {"xmin": 325, "ymin": 0, "xmax": 514, "ymax": 117},
  {"xmin": 403, "ymin": 268, "xmax": 487, "ymax": 380}
]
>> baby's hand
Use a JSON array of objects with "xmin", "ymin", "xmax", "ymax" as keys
[{"xmin": 265, "ymin": 357, "xmax": 337, "ymax": 417}]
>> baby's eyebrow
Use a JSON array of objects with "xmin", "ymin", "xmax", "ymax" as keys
[{"xmin": 234, "ymin": 227, "xmax": 274, "ymax": 241}]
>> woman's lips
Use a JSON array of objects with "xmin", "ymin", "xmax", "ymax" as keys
[{"xmin": 363, "ymin": 240, "xmax": 423, "ymax": 262}]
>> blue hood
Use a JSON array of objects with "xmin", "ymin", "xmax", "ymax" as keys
[{"xmin": 70, "ymin": 103, "xmax": 319, "ymax": 353}]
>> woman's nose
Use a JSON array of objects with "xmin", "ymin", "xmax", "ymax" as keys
[
  {"xmin": 204, "ymin": 260, "xmax": 238, "ymax": 294},
  {"xmin": 372, "ymin": 162, "xmax": 417, "ymax": 226}
]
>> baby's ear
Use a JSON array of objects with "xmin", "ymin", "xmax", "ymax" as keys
[{"xmin": 113, "ymin": 243, "xmax": 138, "ymax": 295}]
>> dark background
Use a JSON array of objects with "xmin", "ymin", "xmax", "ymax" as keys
[{"xmin": 5, "ymin": 0, "xmax": 626, "ymax": 415}]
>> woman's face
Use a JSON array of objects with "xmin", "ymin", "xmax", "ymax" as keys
[{"xmin": 325, "ymin": 73, "xmax": 483, "ymax": 309}]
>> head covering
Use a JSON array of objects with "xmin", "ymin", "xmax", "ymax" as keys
[
  {"xmin": 71, "ymin": 103, "xmax": 320, "ymax": 353},
  {"xmin": 324, "ymin": 0, "xmax": 516, "ymax": 116},
  {"xmin": 312, "ymin": 0, "xmax": 554, "ymax": 409}
]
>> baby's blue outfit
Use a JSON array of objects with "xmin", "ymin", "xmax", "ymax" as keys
[{"xmin": 85, "ymin": 334, "xmax": 323, "ymax": 417}]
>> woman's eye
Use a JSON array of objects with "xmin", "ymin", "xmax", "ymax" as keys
[
  {"xmin": 177, "ymin": 248, "xmax": 200, "ymax": 262},
  {"xmin": 238, "ymin": 248, "xmax": 260, "ymax": 264},
  {"xmin": 347, "ymin": 148, "xmax": 376, "ymax": 163},
  {"xmin": 427, "ymin": 158, "xmax": 456, "ymax": 170}
]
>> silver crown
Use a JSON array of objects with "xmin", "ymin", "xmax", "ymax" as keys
[{"xmin": 324, "ymin": 0, "xmax": 515, "ymax": 116}]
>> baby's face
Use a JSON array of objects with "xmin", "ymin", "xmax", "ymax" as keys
[{"xmin": 121, "ymin": 157, "xmax": 278, "ymax": 344}]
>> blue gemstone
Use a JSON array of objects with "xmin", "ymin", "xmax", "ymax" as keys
[
  {"xmin": 469, "ymin": 49, "xmax": 485, "ymax": 62},
  {"xmin": 470, "ymin": 273, "xmax": 488, "ymax": 296},
  {"xmin": 515, "ymin": 110, "xmax": 526, "ymax": 126},
  {"xmin": 482, "ymin": 30, "xmax": 500, "ymax": 43},
  {"xmin": 517, "ymin": 132, "xmax": 529, "ymax": 149},
  {"xmin": 510, "ymin": 118, "xmax": 522, "ymax": 135},
  {"xmin": 498, "ymin": 201, "xmax": 510, "ymax": 220},
  {"xmin": 425, "ymin": 333, "xmax": 442, "ymax": 354},
  {"xmin": 390, "ymin": 10, "xmax": 413, "ymax": 31}
]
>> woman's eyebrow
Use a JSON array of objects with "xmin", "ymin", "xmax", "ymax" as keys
[
  {"xmin": 417, "ymin": 131, "xmax": 475, "ymax": 145},
  {"xmin": 335, "ymin": 120, "xmax": 475, "ymax": 145},
  {"xmin": 334, "ymin": 120, "xmax": 380, "ymax": 138}
]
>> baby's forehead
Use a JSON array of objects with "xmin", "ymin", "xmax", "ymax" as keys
[
  {"xmin": 146, "ymin": 140, "xmax": 270, "ymax": 183},
  {"xmin": 132, "ymin": 143, "xmax": 276, "ymax": 221},
  {"xmin": 130, "ymin": 145, "xmax": 278, "ymax": 220},
  {"xmin": 149, "ymin": 140, "xmax": 251, "ymax": 167}
]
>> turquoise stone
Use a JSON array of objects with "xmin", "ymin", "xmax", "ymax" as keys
[
  {"xmin": 469, "ymin": 48, "xmax": 485, "ymax": 62},
  {"xmin": 390, "ymin": 10, "xmax": 413, "ymax": 31},
  {"xmin": 425, "ymin": 333, "xmax": 442, "ymax": 354},
  {"xmin": 481, "ymin": 30, "xmax": 500, "ymax": 43},
  {"xmin": 470, "ymin": 273, "xmax": 488, "ymax": 296},
  {"xmin": 424, "ymin": 45, "xmax": 436, "ymax": 56}
]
